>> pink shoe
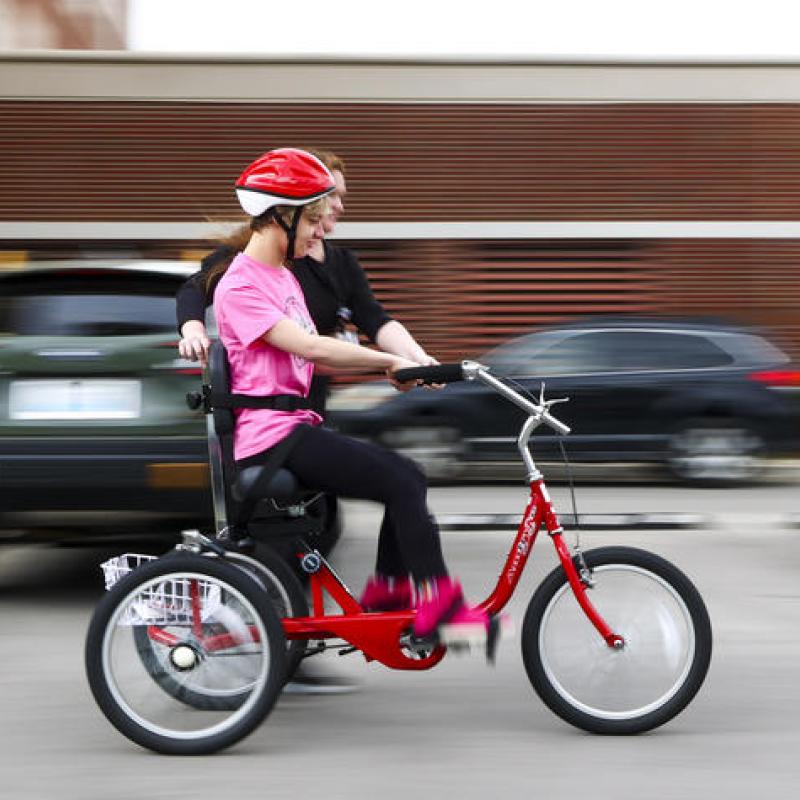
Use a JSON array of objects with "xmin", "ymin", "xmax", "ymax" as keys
[
  {"xmin": 412, "ymin": 577, "xmax": 465, "ymax": 638},
  {"xmin": 439, "ymin": 605, "xmax": 490, "ymax": 645},
  {"xmin": 359, "ymin": 575, "xmax": 414, "ymax": 612}
]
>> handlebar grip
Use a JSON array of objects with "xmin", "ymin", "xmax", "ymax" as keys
[{"xmin": 393, "ymin": 363, "xmax": 465, "ymax": 385}]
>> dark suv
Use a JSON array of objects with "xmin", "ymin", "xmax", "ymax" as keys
[
  {"xmin": 0, "ymin": 261, "xmax": 211, "ymax": 538},
  {"xmin": 329, "ymin": 318, "xmax": 800, "ymax": 485}
]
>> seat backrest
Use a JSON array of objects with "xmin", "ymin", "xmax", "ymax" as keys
[
  {"xmin": 209, "ymin": 339, "xmax": 235, "ymax": 440},
  {"xmin": 206, "ymin": 340, "xmax": 239, "ymax": 532}
]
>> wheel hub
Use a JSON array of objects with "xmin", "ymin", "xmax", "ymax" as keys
[{"xmin": 169, "ymin": 644, "xmax": 200, "ymax": 671}]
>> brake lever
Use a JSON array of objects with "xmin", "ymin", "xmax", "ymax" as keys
[{"xmin": 537, "ymin": 382, "xmax": 570, "ymax": 410}]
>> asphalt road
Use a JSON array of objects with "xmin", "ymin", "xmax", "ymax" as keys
[{"xmin": 1, "ymin": 482, "xmax": 799, "ymax": 800}]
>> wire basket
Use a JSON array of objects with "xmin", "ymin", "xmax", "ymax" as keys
[
  {"xmin": 101, "ymin": 553, "xmax": 157, "ymax": 591},
  {"xmin": 100, "ymin": 553, "xmax": 222, "ymax": 627}
]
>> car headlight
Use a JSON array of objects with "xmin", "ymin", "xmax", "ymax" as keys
[{"xmin": 327, "ymin": 382, "xmax": 395, "ymax": 412}]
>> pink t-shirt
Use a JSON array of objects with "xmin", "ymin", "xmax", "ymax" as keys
[{"xmin": 214, "ymin": 252, "xmax": 322, "ymax": 461}]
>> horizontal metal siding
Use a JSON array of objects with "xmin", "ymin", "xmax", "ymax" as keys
[
  {"xmin": 336, "ymin": 240, "xmax": 653, "ymax": 363},
  {"xmin": 2, "ymin": 99, "xmax": 799, "ymax": 359},
  {"xmin": 3, "ymin": 235, "xmax": 798, "ymax": 361},
  {"xmin": 3, "ymin": 101, "xmax": 800, "ymax": 221},
  {"xmin": 652, "ymin": 239, "xmax": 800, "ymax": 359},
  {"xmin": 337, "ymin": 238, "xmax": 800, "ymax": 364}
]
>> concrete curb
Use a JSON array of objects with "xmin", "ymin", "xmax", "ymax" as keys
[{"xmin": 437, "ymin": 512, "xmax": 800, "ymax": 531}]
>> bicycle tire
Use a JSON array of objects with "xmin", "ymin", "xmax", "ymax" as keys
[
  {"xmin": 522, "ymin": 546, "xmax": 712, "ymax": 735},
  {"xmin": 86, "ymin": 553, "xmax": 285, "ymax": 755}
]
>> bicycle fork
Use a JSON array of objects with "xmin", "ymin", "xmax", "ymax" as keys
[{"xmin": 479, "ymin": 479, "xmax": 624, "ymax": 650}]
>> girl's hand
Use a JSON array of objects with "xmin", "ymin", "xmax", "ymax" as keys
[
  {"xmin": 386, "ymin": 357, "xmax": 422, "ymax": 392},
  {"xmin": 418, "ymin": 354, "xmax": 445, "ymax": 390}
]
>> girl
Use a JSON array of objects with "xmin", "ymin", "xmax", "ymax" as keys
[{"xmin": 214, "ymin": 148, "xmax": 487, "ymax": 642}]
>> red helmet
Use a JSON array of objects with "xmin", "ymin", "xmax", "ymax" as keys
[{"xmin": 235, "ymin": 148, "xmax": 335, "ymax": 216}]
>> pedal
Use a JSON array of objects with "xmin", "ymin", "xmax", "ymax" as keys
[
  {"xmin": 440, "ymin": 615, "xmax": 514, "ymax": 664},
  {"xmin": 402, "ymin": 632, "xmax": 439, "ymax": 658}
]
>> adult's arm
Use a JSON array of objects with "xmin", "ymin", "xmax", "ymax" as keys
[
  {"xmin": 176, "ymin": 246, "xmax": 234, "ymax": 365},
  {"xmin": 340, "ymin": 247, "xmax": 434, "ymax": 363},
  {"xmin": 374, "ymin": 319, "xmax": 434, "ymax": 364},
  {"xmin": 339, "ymin": 248, "xmax": 392, "ymax": 341},
  {"xmin": 176, "ymin": 275, "xmax": 208, "ymax": 333},
  {"xmin": 176, "ymin": 245, "xmax": 234, "ymax": 332}
]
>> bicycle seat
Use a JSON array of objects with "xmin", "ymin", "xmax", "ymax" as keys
[{"xmin": 233, "ymin": 465, "xmax": 306, "ymax": 505}]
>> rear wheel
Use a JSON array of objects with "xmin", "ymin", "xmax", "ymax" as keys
[
  {"xmin": 132, "ymin": 544, "xmax": 309, "ymax": 707},
  {"xmin": 522, "ymin": 546, "xmax": 711, "ymax": 735},
  {"xmin": 86, "ymin": 553, "xmax": 285, "ymax": 755}
]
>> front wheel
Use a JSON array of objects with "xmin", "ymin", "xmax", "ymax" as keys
[
  {"xmin": 86, "ymin": 553, "xmax": 285, "ymax": 755},
  {"xmin": 522, "ymin": 546, "xmax": 711, "ymax": 735}
]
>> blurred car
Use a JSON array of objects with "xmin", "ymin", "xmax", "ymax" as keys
[
  {"xmin": 329, "ymin": 318, "xmax": 800, "ymax": 485},
  {"xmin": 0, "ymin": 260, "xmax": 211, "ymax": 539}
]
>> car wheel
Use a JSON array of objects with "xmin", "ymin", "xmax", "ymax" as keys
[
  {"xmin": 667, "ymin": 417, "xmax": 765, "ymax": 486},
  {"xmin": 380, "ymin": 426, "xmax": 465, "ymax": 482}
]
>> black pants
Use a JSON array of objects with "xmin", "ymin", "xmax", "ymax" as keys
[{"xmin": 239, "ymin": 425, "xmax": 447, "ymax": 582}]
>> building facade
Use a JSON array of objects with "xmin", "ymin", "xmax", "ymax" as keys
[{"xmin": 1, "ymin": 53, "xmax": 799, "ymax": 358}]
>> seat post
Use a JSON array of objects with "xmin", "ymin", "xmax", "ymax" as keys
[{"xmin": 206, "ymin": 398, "xmax": 229, "ymax": 535}]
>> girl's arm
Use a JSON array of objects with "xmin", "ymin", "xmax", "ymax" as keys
[{"xmin": 265, "ymin": 318, "xmax": 417, "ymax": 384}]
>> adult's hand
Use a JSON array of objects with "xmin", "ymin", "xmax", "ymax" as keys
[{"xmin": 179, "ymin": 320, "xmax": 211, "ymax": 368}]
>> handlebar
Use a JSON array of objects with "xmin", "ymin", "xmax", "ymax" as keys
[
  {"xmin": 393, "ymin": 363, "xmax": 466, "ymax": 385},
  {"xmin": 393, "ymin": 361, "xmax": 571, "ymax": 437}
]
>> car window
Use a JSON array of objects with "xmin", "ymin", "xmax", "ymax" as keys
[
  {"xmin": 0, "ymin": 275, "xmax": 180, "ymax": 337},
  {"xmin": 527, "ymin": 334, "xmax": 600, "ymax": 375},
  {"xmin": 653, "ymin": 332, "xmax": 736, "ymax": 369},
  {"xmin": 486, "ymin": 332, "xmax": 600, "ymax": 376},
  {"xmin": 573, "ymin": 331, "xmax": 735, "ymax": 371},
  {"xmin": 716, "ymin": 332, "xmax": 789, "ymax": 367},
  {"xmin": 485, "ymin": 333, "xmax": 547, "ymax": 374},
  {"xmin": 491, "ymin": 329, "xmax": 736, "ymax": 376}
]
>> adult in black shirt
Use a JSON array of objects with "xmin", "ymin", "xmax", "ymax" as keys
[{"xmin": 177, "ymin": 149, "xmax": 435, "ymax": 416}]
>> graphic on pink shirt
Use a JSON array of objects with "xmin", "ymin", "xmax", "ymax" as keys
[
  {"xmin": 213, "ymin": 253, "xmax": 323, "ymax": 461},
  {"xmin": 285, "ymin": 295, "xmax": 315, "ymax": 370}
]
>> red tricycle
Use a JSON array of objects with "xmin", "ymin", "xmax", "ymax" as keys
[{"xmin": 85, "ymin": 353, "xmax": 712, "ymax": 755}]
